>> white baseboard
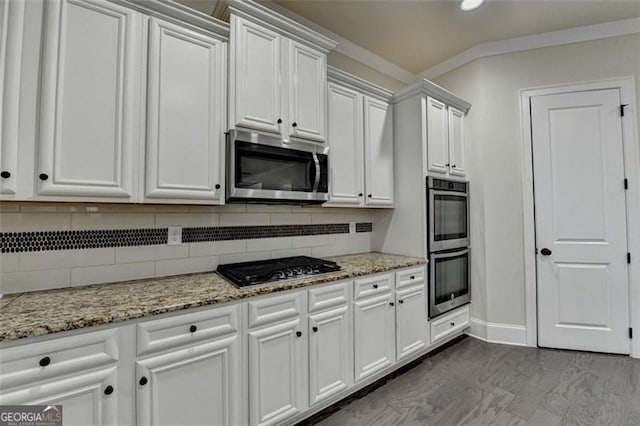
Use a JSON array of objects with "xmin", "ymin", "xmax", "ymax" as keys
[{"xmin": 466, "ymin": 318, "xmax": 528, "ymax": 347}]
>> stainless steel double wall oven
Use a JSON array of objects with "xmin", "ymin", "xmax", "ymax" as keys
[{"xmin": 427, "ymin": 177, "xmax": 471, "ymax": 318}]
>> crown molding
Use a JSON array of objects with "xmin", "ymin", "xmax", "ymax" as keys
[
  {"xmin": 256, "ymin": 0, "xmax": 415, "ymax": 84},
  {"xmin": 421, "ymin": 17, "xmax": 640, "ymax": 80},
  {"xmin": 112, "ymin": 0, "xmax": 229, "ymax": 38},
  {"xmin": 227, "ymin": 0, "xmax": 337, "ymax": 52},
  {"xmin": 328, "ymin": 65, "xmax": 393, "ymax": 101},
  {"xmin": 392, "ymin": 78, "xmax": 471, "ymax": 113}
]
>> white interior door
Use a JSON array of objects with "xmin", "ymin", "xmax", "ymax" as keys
[{"xmin": 532, "ymin": 88, "xmax": 630, "ymax": 354}]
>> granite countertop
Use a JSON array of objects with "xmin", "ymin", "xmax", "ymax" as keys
[{"xmin": 0, "ymin": 252, "xmax": 425, "ymax": 343}]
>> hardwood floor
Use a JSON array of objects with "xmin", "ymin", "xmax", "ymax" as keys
[{"xmin": 310, "ymin": 337, "xmax": 640, "ymax": 425}]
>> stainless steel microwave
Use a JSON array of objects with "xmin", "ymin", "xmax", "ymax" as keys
[
  {"xmin": 226, "ymin": 130, "xmax": 329, "ymax": 204},
  {"xmin": 427, "ymin": 177, "xmax": 470, "ymax": 252}
]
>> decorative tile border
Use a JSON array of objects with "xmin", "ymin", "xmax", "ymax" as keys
[
  {"xmin": 0, "ymin": 222, "xmax": 373, "ymax": 253},
  {"xmin": 356, "ymin": 222, "xmax": 373, "ymax": 233}
]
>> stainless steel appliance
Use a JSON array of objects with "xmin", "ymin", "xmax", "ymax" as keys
[
  {"xmin": 427, "ymin": 177, "xmax": 469, "ymax": 252},
  {"xmin": 429, "ymin": 247, "xmax": 470, "ymax": 317},
  {"xmin": 226, "ymin": 129, "xmax": 329, "ymax": 204},
  {"xmin": 217, "ymin": 256, "xmax": 342, "ymax": 288},
  {"xmin": 427, "ymin": 176, "xmax": 471, "ymax": 318}
]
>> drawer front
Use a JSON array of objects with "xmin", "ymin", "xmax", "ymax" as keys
[
  {"xmin": 353, "ymin": 273, "xmax": 394, "ymax": 300},
  {"xmin": 247, "ymin": 290, "xmax": 306, "ymax": 329},
  {"xmin": 308, "ymin": 281, "xmax": 350, "ymax": 313},
  {"xmin": 395, "ymin": 266, "xmax": 425, "ymax": 290},
  {"xmin": 430, "ymin": 305, "xmax": 470, "ymax": 343},
  {"xmin": 0, "ymin": 328, "xmax": 119, "ymax": 391},
  {"xmin": 137, "ymin": 304, "xmax": 239, "ymax": 356}
]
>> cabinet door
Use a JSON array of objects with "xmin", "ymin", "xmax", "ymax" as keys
[
  {"xmin": 326, "ymin": 83, "xmax": 364, "ymax": 206},
  {"xmin": 448, "ymin": 106, "xmax": 466, "ymax": 177},
  {"xmin": 0, "ymin": 0, "xmax": 24, "ymax": 196},
  {"xmin": 396, "ymin": 284, "xmax": 427, "ymax": 361},
  {"xmin": 426, "ymin": 96, "xmax": 449, "ymax": 175},
  {"xmin": 37, "ymin": 0, "xmax": 142, "ymax": 199},
  {"xmin": 364, "ymin": 97, "xmax": 394, "ymax": 206},
  {"xmin": 309, "ymin": 305, "xmax": 352, "ymax": 406},
  {"xmin": 248, "ymin": 319, "xmax": 307, "ymax": 426},
  {"xmin": 353, "ymin": 293, "xmax": 395, "ymax": 382},
  {"xmin": 145, "ymin": 18, "xmax": 225, "ymax": 203},
  {"xmin": 0, "ymin": 366, "xmax": 118, "ymax": 426},
  {"xmin": 136, "ymin": 336, "xmax": 241, "ymax": 426},
  {"xmin": 231, "ymin": 16, "xmax": 282, "ymax": 135},
  {"xmin": 289, "ymin": 41, "xmax": 326, "ymax": 142}
]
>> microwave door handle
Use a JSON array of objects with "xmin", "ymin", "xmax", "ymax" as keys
[{"xmin": 312, "ymin": 153, "xmax": 321, "ymax": 192}]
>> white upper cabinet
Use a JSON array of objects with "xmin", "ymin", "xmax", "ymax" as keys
[
  {"xmin": 326, "ymin": 68, "xmax": 394, "ymax": 208},
  {"xmin": 231, "ymin": 16, "xmax": 282, "ymax": 135},
  {"xmin": 37, "ymin": 0, "xmax": 143, "ymax": 200},
  {"xmin": 144, "ymin": 18, "xmax": 226, "ymax": 203},
  {"xmin": 289, "ymin": 41, "xmax": 326, "ymax": 142},
  {"xmin": 426, "ymin": 96, "xmax": 467, "ymax": 178},
  {"xmin": 426, "ymin": 96, "xmax": 449, "ymax": 175},
  {"xmin": 448, "ymin": 106, "xmax": 466, "ymax": 177},
  {"xmin": 228, "ymin": 5, "xmax": 336, "ymax": 143},
  {"xmin": 326, "ymin": 82, "xmax": 364, "ymax": 205},
  {"xmin": 0, "ymin": 0, "xmax": 24, "ymax": 196},
  {"xmin": 364, "ymin": 97, "xmax": 394, "ymax": 206}
]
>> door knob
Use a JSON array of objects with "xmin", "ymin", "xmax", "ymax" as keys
[{"xmin": 540, "ymin": 248, "xmax": 552, "ymax": 256}]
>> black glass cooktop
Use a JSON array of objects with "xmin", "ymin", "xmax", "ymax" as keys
[{"xmin": 217, "ymin": 256, "xmax": 342, "ymax": 287}]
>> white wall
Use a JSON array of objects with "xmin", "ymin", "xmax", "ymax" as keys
[{"xmin": 433, "ymin": 33, "xmax": 640, "ymax": 326}]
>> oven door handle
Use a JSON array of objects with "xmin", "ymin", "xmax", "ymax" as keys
[
  {"xmin": 431, "ymin": 247, "xmax": 469, "ymax": 260},
  {"xmin": 312, "ymin": 153, "xmax": 321, "ymax": 192}
]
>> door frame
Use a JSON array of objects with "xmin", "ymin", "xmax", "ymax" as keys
[{"xmin": 519, "ymin": 77, "xmax": 640, "ymax": 358}]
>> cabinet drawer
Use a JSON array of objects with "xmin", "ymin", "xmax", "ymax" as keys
[
  {"xmin": 395, "ymin": 266, "xmax": 425, "ymax": 290},
  {"xmin": 137, "ymin": 304, "xmax": 239, "ymax": 356},
  {"xmin": 353, "ymin": 273, "xmax": 394, "ymax": 300},
  {"xmin": 247, "ymin": 290, "xmax": 306, "ymax": 329},
  {"xmin": 308, "ymin": 281, "xmax": 350, "ymax": 313},
  {"xmin": 0, "ymin": 328, "xmax": 119, "ymax": 391},
  {"xmin": 430, "ymin": 305, "xmax": 470, "ymax": 343}
]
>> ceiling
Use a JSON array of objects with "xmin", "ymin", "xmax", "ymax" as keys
[{"xmin": 178, "ymin": 0, "xmax": 640, "ymax": 75}]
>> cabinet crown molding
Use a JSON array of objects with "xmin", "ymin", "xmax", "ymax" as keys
[
  {"xmin": 328, "ymin": 65, "xmax": 393, "ymax": 101},
  {"xmin": 393, "ymin": 78, "xmax": 471, "ymax": 113},
  {"xmin": 109, "ymin": 0, "xmax": 230, "ymax": 39},
  {"xmin": 227, "ymin": 0, "xmax": 337, "ymax": 52}
]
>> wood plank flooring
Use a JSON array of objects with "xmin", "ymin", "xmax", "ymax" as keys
[{"xmin": 309, "ymin": 337, "xmax": 640, "ymax": 426}]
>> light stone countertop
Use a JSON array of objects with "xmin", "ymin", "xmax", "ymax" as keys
[{"xmin": 0, "ymin": 252, "xmax": 426, "ymax": 343}]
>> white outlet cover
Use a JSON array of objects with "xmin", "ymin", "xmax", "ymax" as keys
[
  {"xmin": 349, "ymin": 222, "xmax": 356, "ymax": 234},
  {"xmin": 167, "ymin": 226, "xmax": 182, "ymax": 246}
]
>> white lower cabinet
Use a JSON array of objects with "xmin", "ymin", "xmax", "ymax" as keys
[
  {"xmin": 247, "ymin": 292, "xmax": 307, "ymax": 426},
  {"xmin": 0, "ymin": 328, "xmax": 121, "ymax": 426},
  {"xmin": 395, "ymin": 284, "xmax": 427, "ymax": 361},
  {"xmin": 353, "ymin": 274, "xmax": 396, "ymax": 383},
  {"xmin": 135, "ymin": 305, "xmax": 242, "ymax": 426},
  {"xmin": 430, "ymin": 304, "xmax": 470, "ymax": 343},
  {"xmin": 136, "ymin": 337, "xmax": 240, "ymax": 426},
  {"xmin": 309, "ymin": 304, "xmax": 352, "ymax": 406}
]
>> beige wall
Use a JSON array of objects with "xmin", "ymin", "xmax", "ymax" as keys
[
  {"xmin": 328, "ymin": 51, "xmax": 407, "ymax": 92},
  {"xmin": 434, "ymin": 34, "xmax": 640, "ymax": 326}
]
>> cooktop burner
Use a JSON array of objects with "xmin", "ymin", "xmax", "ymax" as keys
[{"xmin": 217, "ymin": 256, "xmax": 342, "ymax": 288}]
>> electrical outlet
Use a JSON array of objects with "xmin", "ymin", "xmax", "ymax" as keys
[
  {"xmin": 167, "ymin": 226, "xmax": 182, "ymax": 246},
  {"xmin": 349, "ymin": 222, "xmax": 356, "ymax": 234}
]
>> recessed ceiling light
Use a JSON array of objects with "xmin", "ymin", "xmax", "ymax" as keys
[{"xmin": 460, "ymin": 0, "xmax": 484, "ymax": 11}]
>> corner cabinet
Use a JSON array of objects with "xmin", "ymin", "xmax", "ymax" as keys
[
  {"xmin": 144, "ymin": 18, "xmax": 226, "ymax": 203},
  {"xmin": 37, "ymin": 0, "xmax": 144, "ymax": 200},
  {"xmin": 326, "ymin": 68, "xmax": 394, "ymax": 208},
  {"xmin": 426, "ymin": 96, "xmax": 466, "ymax": 178},
  {"xmin": 228, "ymin": 5, "xmax": 336, "ymax": 143}
]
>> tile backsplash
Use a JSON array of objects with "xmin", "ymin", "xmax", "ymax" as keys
[{"xmin": 0, "ymin": 203, "xmax": 384, "ymax": 294}]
